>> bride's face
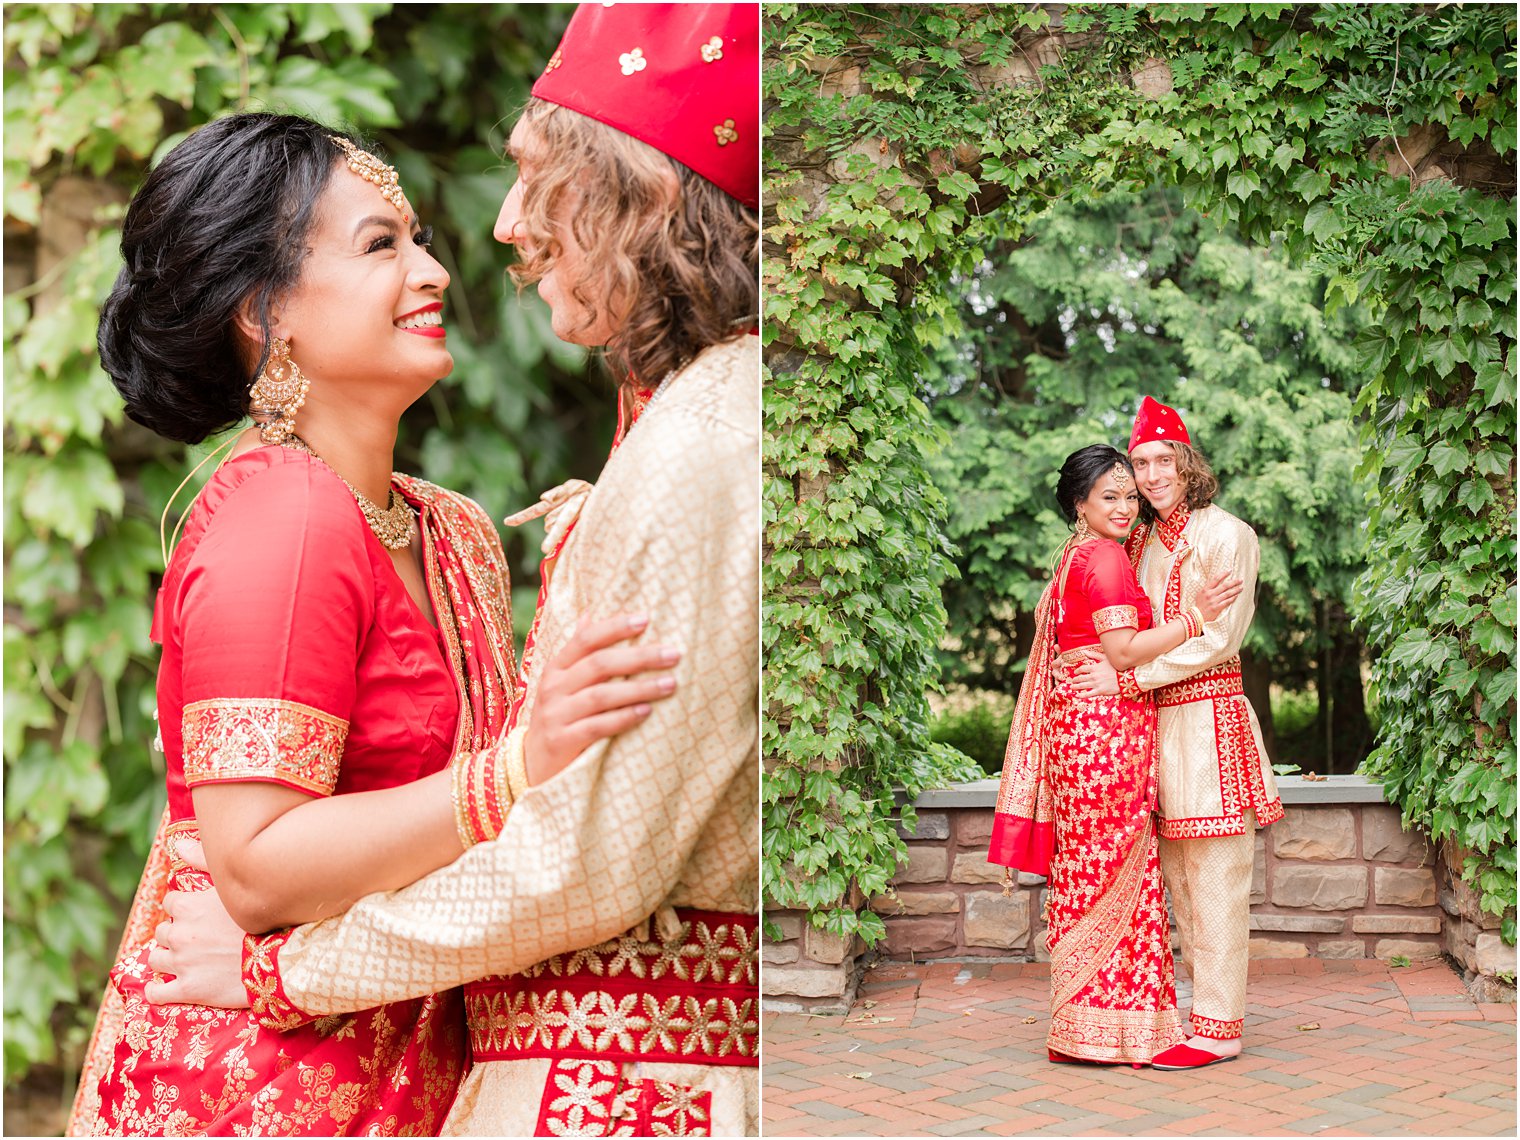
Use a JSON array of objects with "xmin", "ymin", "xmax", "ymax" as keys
[
  {"xmin": 272, "ymin": 166, "xmax": 453, "ymax": 404},
  {"xmin": 1078, "ymin": 470, "xmax": 1140, "ymax": 541}
]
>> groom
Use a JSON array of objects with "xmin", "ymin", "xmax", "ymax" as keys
[
  {"xmin": 1074, "ymin": 396, "xmax": 1282, "ymax": 1071},
  {"xmin": 150, "ymin": 4, "xmax": 760, "ymax": 1135}
]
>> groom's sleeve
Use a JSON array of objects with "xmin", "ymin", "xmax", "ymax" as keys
[
  {"xmin": 1124, "ymin": 517, "xmax": 1260, "ymax": 695},
  {"xmin": 244, "ymin": 383, "xmax": 759, "ymax": 1026}
]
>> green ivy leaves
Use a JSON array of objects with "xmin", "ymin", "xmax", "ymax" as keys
[{"xmin": 762, "ymin": 2, "xmax": 1516, "ymax": 959}]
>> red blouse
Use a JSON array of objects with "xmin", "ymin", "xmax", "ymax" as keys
[
  {"xmin": 1054, "ymin": 538, "xmax": 1153, "ymax": 652},
  {"xmin": 87, "ymin": 445, "xmax": 471, "ymax": 1137},
  {"xmin": 153, "ymin": 446, "xmax": 460, "ymax": 813}
]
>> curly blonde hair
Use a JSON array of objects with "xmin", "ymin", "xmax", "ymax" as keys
[
  {"xmin": 508, "ymin": 97, "xmax": 758, "ymax": 388},
  {"xmin": 1137, "ymin": 440, "xmax": 1220, "ymax": 523}
]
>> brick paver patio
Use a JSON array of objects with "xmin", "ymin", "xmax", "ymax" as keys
[{"xmin": 762, "ymin": 959, "xmax": 1516, "ymax": 1136}]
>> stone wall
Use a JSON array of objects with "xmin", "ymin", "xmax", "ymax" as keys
[
  {"xmin": 1438, "ymin": 841, "xmax": 1518, "ymax": 1001},
  {"xmin": 762, "ymin": 774, "xmax": 1481, "ymax": 1009}
]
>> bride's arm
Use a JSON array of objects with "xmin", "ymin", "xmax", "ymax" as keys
[
  {"xmin": 1095, "ymin": 569, "xmax": 1241, "ymax": 671},
  {"xmin": 196, "ymin": 615, "xmax": 677, "ymax": 934}
]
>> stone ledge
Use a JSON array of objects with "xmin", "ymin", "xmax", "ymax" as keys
[{"xmin": 906, "ymin": 773, "xmax": 1387, "ymax": 810}]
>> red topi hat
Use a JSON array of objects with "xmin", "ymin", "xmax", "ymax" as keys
[
  {"xmin": 531, "ymin": 3, "xmax": 759, "ymax": 210},
  {"xmin": 1129, "ymin": 395, "xmax": 1192, "ymax": 451}
]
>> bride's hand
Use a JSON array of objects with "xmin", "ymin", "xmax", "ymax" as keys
[
  {"xmin": 525, "ymin": 613, "xmax": 681, "ymax": 785},
  {"xmin": 1195, "ymin": 571, "xmax": 1243, "ymax": 623},
  {"xmin": 144, "ymin": 839, "xmax": 251, "ymax": 1010}
]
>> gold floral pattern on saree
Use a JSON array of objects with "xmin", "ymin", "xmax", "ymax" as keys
[
  {"xmin": 534, "ymin": 1059, "xmax": 714, "ymax": 1136},
  {"xmin": 182, "ymin": 698, "xmax": 347, "ymax": 794},
  {"xmin": 1044, "ymin": 679, "xmax": 1184, "ymax": 1063}
]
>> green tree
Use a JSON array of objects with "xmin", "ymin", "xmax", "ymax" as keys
[
  {"xmin": 764, "ymin": 3, "xmax": 1515, "ymax": 958},
  {"xmin": 3, "ymin": 2, "xmax": 601, "ymax": 1109},
  {"xmin": 928, "ymin": 184, "xmax": 1373, "ymax": 771}
]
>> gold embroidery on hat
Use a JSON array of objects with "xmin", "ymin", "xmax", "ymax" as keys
[
  {"xmin": 545, "ymin": 47, "xmax": 564, "ymax": 73},
  {"xmin": 329, "ymin": 136, "xmax": 409, "ymax": 223},
  {"xmin": 713, "ymin": 119, "xmax": 738, "ymax": 146},
  {"xmin": 619, "ymin": 47, "xmax": 647, "ymax": 76},
  {"xmin": 701, "ymin": 36, "xmax": 724, "ymax": 63}
]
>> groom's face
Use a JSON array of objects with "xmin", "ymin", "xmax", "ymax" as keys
[
  {"xmin": 1130, "ymin": 441, "xmax": 1186, "ymax": 519},
  {"xmin": 495, "ymin": 119, "xmax": 617, "ymax": 348}
]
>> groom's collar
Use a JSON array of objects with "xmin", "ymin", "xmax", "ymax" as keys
[{"xmin": 1155, "ymin": 503, "xmax": 1193, "ymax": 551}]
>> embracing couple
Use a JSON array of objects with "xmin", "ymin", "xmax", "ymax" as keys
[
  {"xmin": 68, "ymin": 4, "xmax": 759, "ymax": 1136},
  {"xmin": 991, "ymin": 398, "xmax": 1284, "ymax": 1071}
]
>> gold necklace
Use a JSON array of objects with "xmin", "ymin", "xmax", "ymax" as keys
[{"xmin": 282, "ymin": 436, "xmax": 415, "ymax": 550}]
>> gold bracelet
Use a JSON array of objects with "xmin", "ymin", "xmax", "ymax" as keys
[
  {"xmin": 504, "ymin": 726, "xmax": 530, "ymax": 805},
  {"xmin": 1188, "ymin": 606, "xmax": 1206, "ymax": 638},
  {"xmin": 450, "ymin": 753, "xmax": 478, "ymax": 849}
]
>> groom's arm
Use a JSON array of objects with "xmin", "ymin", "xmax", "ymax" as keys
[
  {"xmin": 1119, "ymin": 518, "xmax": 1259, "ymax": 698},
  {"xmin": 244, "ymin": 399, "xmax": 759, "ymax": 1027}
]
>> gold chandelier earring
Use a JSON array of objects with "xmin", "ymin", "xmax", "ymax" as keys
[
  {"xmin": 248, "ymin": 337, "xmax": 309, "ymax": 445},
  {"xmin": 1073, "ymin": 512, "xmax": 1092, "ymax": 542}
]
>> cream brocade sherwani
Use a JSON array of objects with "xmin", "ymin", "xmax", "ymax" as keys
[
  {"xmin": 248, "ymin": 335, "xmax": 759, "ymax": 1134},
  {"xmin": 1126, "ymin": 503, "xmax": 1282, "ymax": 1040}
]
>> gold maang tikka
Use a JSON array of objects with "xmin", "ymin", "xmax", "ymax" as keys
[
  {"xmin": 329, "ymin": 135, "xmax": 409, "ymax": 222},
  {"xmin": 1111, "ymin": 461, "xmax": 1133, "ymax": 491}
]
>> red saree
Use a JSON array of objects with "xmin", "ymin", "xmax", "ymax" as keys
[
  {"xmin": 69, "ymin": 446, "xmax": 517, "ymax": 1136},
  {"xmin": 992, "ymin": 539, "xmax": 1184, "ymax": 1063}
]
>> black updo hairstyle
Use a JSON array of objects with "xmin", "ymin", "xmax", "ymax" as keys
[
  {"xmin": 1055, "ymin": 444, "xmax": 1134, "ymax": 523},
  {"xmin": 98, "ymin": 113, "xmax": 359, "ymax": 444}
]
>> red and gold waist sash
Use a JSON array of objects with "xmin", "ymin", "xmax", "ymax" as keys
[
  {"xmin": 464, "ymin": 909, "xmax": 758, "ymax": 1068},
  {"xmin": 1155, "ymin": 657, "xmax": 1243, "ymax": 708}
]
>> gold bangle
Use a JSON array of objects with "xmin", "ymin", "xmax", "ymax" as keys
[
  {"xmin": 450, "ymin": 754, "xmax": 474, "ymax": 849},
  {"xmin": 504, "ymin": 726, "xmax": 530, "ymax": 804}
]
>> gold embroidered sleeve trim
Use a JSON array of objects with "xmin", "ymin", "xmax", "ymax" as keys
[
  {"xmin": 1092, "ymin": 605, "xmax": 1139, "ymax": 634},
  {"xmin": 244, "ymin": 928, "xmax": 311, "ymax": 1030},
  {"xmin": 1117, "ymin": 670, "xmax": 1146, "ymax": 701},
  {"xmin": 182, "ymin": 698, "xmax": 347, "ymax": 795}
]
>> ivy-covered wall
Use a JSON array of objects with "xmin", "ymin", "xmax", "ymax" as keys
[
  {"xmin": 763, "ymin": 3, "xmax": 1515, "ymax": 959},
  {"xmin": 2, "ymin": 2, "xmax": 600, "ymax": 1102}
]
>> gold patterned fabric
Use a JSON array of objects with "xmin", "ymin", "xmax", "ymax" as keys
[
  {"xmin": 1160, "ymin": 814, "xmax": 1256, "ymax": 1039},
  {"xmin": 182, "ymin": 698, "xmax": 347, "ymax": 794},
  {"xmin": 246, "ymin": 335, "xmax": 760, "ymax": 1133},
  {"xmin": 1091, "ymin": 603, "xmax": 1139, "ymax": 634},
  {"xmin": 1126, "ymin": 505, "xmax": 1282, "ymax": 837}
]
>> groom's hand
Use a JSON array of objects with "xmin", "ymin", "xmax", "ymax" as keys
[{"xmin": 1070, "ymin": 648, "xmax": 1120, "ymax": 695}]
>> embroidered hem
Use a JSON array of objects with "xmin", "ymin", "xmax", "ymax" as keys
[{"xmin": 1191, "ymin": 1013, "xmax": 1245, "ymax": 1040}]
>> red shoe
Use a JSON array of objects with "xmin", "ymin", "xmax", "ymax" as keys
[
  {"xmin": 1150, "ymin": 1042, "xmax": 1238, "ymax": 1070},
  {"xmin": 1048, "ymin": 1048, "xmax": 1113, "ymax": 1065}
]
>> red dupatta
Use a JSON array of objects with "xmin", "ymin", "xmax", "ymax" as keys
[{"xmin": 989, "ymin": 580, "xmax": 1059, "ymax": 877}]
